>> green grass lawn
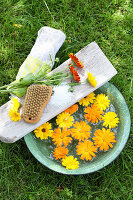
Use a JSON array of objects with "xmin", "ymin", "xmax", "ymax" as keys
[{"xmin": 0, "ymin": 0, "xmax": 133, "ymax": 199}]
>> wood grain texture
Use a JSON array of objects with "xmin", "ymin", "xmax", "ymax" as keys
[{"xmin": 0, "ymin": 42, "xmax": 117, "ymax": 143}]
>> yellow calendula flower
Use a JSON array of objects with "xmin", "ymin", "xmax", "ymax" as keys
[
  {"xmin": 92, "ymin": 128, "xmax": 116, "ymax": 151},
  {"xmin": 70, "ymin": 121, "xmax": 91, "ymax": 141},
  {"xmin": 78, "ymin": 92, "xmax": 96, "ymax": 106},
  {"xmin": 34, "ymin": 122, "xmax": 53, "ymax": 140},
  {"xmin": 11, "ymin": 97, "xmax": 20, "ymax": 111},
  {"xmin": 94, "ymin": 94, "xmax": 110, "ymax": 110},
  {"xmin": 56, "ymin": 112, "xmax": 74, "ymax": 128},
  {"xmin": 52, "ymin": 127, "xmax": 72, "ymax": 147},
  {"xmin": 76, "ymin": 140, "xmax": 97, "ymax": 161},
  {"xmin": 9, "ymin": 109, "xmax": 21, "ymax": 122},
  {"xmin": 62, "ymin": 156, "xmax": 79, "ymax": 170},
  {"xmin": 87, "ymin": 72, "xmax": 97, "ymax": 87},
  {"xmin": 102, "ymin": 112, "xmax": 119, "ymax": 128}
]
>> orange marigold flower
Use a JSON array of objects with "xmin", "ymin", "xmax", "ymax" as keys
[
  {"xmin": 84, "ymin": 105, "xmax": 103, "ymax": 123},
  {"xmin": 69, "ymin": 66, "xmax": 75, "ymax": 74},
  {"xmin": 76, "ymin": 140, "xmax": 97, "ymax": 161},
  {"xmin": 71, "ymin": 121, "xmax": 91, "ymax": 141},
  {"xmin": 64, "ymin": 104, "xmax": 78, "ymax": 115},
  {"xmin": 73, "ymin": 71, "xmax": 80, "ymax": 82},
  {"xmin": 52, "ymin": 127, "xmax": 72, "ymax": 147},
  {"xmin": 69, "ymin": 53, "xmax": 84, "ymax": 68},
  {"xmin": 53, "ymin": 146, "xmax": 68, "ymax": 160},
  {"xmin": 92, "ymin": 128, "xmax": 116, "ymax": 151}
]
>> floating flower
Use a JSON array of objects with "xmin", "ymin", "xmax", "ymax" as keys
[
  {"xmin": 9, "ymin": 109, "xmax": 21, "ymax": 122},
  {"xmin": 71, "ymin": 121, "xmax": 91, "ymax": 141},
  {"xmin": 84, "ymin": 105, "xmax": 103, "ymax": 123},
  {"xmin": 52, "ymin": 127, "xmax": 72, "ymax": 147},
  {"xmin": 76, "ymin": 140, "xmax": 97, "ymax": 161},
  {"xmin": 64, "ymin": 104, "xmax": 78, "ymax": 115},
  {"xmin": 56, "ymin": 112, "xmax": 74, "ymax": 128},
  {"xmin": 94, "ymin": 94, "xmax": 110, "ymax": 110},
  {"xmin": 53, "ymin": 146, "xmax": 68, "ymax": 160},
  {"xmin": 62, "ymin": 155, "xmax": 79, "ymax": 170},
  {"xmin": 69, "ymin": 53, "xmax": 84, "ymax": 68},
  {"xmin": 78, "ymin": 92, "xmax": 96, "ymax": 106},
  {"xmin": 10, "ymin": 97, "xmax": 20, "ymax": 111},
  {"xmin": 87, "ymin": 72, "xmax": 97, "ymax": 87},
  {"xmin": 92, "ymin": 128, "xmax": 116, "ymax": 151},
  {"xmin": 102, "ymin": 112, "xmax": 119, "ymax": 128},
  {"xmin": 34, "ymin": 122, "xmax": 53, "ymax": 140}
]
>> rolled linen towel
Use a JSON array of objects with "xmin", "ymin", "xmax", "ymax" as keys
[{"xmin": 16, "ymin": 27, "xmax": 66, "ymax": 80}]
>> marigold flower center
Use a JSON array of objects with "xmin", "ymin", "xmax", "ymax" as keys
[{"xmin": 42, "ymin": 128, "xmax": 46, "ymax": 132}]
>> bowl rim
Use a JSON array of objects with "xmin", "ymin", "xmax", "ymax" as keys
[{"xmin": 24, "ymin": 82, "xmax": 131, "ymax": 175}]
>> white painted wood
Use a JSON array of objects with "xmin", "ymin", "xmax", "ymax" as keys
[{"xmin": 0, "ymin": 42, "xmax": 117, "ymax": 143}]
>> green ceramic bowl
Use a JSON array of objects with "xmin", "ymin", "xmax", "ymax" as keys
[{"xmin": 24, "ymin": 82, "xmax": 131, "ymax": 175}]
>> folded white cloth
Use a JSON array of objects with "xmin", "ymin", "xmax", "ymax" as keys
[{"xmin": 16, "ymin": 27, "xmax": 66, "ymax": 80}]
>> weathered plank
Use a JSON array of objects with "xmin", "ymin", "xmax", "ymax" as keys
[{"xmin": 0, "ymin": 42, "xmax": 117, "ymax": 143}]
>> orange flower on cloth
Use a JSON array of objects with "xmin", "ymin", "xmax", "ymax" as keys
[
  {"xmin": 62, "ymin": 155, "xmax": 79, "ymax": 170},
  {"xmin": 34, "ymin": 122, "xmax": 53, "ymax": 140},
  {"xmin": 53, "ymin": 146, "xmax": 68, "ymax": 160},
  {"xmin": 69, "ymin": 53, "xmax": 84, "ymax": 68},
  {"xmin": 92, "ymin": 128, "xmax": 116, "ymax": 151},
  {"xmin": 52, "ymin": 127, "xmax": 72, "ymax": 147},
  {"xmin": 71, "ymin": 121, "xmax": 91, "ymax": 141},
  {"xmin": 84, "ymin": 104, "xmax": 103, "ymax": 123},
  {"xmin": 102, "ymin": 112, "xmax": 119, "ymax": 128},
  {"xmin": 64, "ymin": 104, "xmax": 78, "ymax": 115},
  {"xmin": 76, "ymin": 140, "xmax": 97, "ymax": 161},
  {"xmin": 87, "ymin": 72, "xmax": 97, "ymax": 87},
  {"xmin": 56, "ymin": 112, "xmax": 74, "ymax": 128},
  {"xmin": 78, "ymin": 92, "xmax": 96, "ymax": 106},
  {"xmin": 94, "ymin": 94, "xmax": 110, "ymax": 110}
]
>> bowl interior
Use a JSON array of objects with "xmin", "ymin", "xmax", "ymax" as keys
[{"xmin": 24, "ymin": 82, "xmax": 131, "ymax": 175}]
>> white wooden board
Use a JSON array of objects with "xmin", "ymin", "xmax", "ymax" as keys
[{"xmin": 0, "ymin": 42, "xmax": 117, "ymax": 143}]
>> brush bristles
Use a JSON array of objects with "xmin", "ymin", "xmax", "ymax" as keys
[{"xmin": 23, "ymin": 85, "xmax": 51, "ymax": 120}]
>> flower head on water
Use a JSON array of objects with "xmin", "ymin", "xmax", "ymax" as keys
[
  {"xmin": 94, "ymin": 94, "xmax": 110, "ymax": 110},
  {"xmin": 34, "ymin": 122, "xmax": 53, "ymax": 140},
  {"xmin": 84, "ymin": 104, "xmax": 103, "ymax": 123},
  {"xmin": 56, "ymin": 112, "xmax": 74, "ymax": 128},
  {"xmin": 78, "ymin": 92, "xmax": 96, "ymax": 106},
  {"xmin": 76, "ymin": 140, "xmax": 97, "ymax": 161},
  {"xmin": 53, "ymin": 146, "xmax": 68, "ymax": 160},
  {"xmin": 92, "ymin": 128, "xmax": 116, "ymax": 151},
  {"xmin": 9, "ymin": 109, "xmax": 21, "ymax": 122},
  {"xmin": 62, "ymin": 155, "xmax": 79, "ymax": 170},
  {"xmin": 87, "ymin": 72, "xmax": 97, "ymax": 87},
  {"xmin": 64, "ymin": 104, "xmax": 78, "ymax": 115},
  {"xmin": 52, "ymin": 127, "xmax": 72, "ymax": 147},
  {"xmin": 71, "ymin": 121, "xmax": 91, "ymax": 141},
  {"xmin": 102, "ymin": 112, "xmax": 119, "ymax": 128}
]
